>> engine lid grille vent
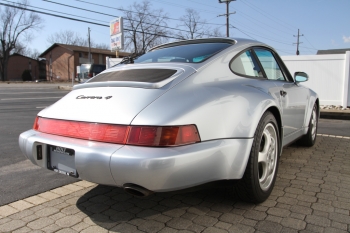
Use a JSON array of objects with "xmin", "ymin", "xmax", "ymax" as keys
[{"xmin": 88, "ymin": 69, "xmax": 177, "ymax": 83}]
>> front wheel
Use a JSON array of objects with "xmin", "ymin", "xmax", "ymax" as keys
[{"xmin": 235, "ymin": 112, "xmax": 280, "ymax": 203}]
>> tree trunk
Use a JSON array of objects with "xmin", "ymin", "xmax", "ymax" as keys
[
  {"xmin": 3, "ymin": 59, "xmax": 8, "ymax": 81},
  {"xmin": 0, "ymin": 62, "xmax": 4, "ymax": 81},
  {"xmin": 1, "ymin": 49, "xmax": 10, "ymax": 81}
]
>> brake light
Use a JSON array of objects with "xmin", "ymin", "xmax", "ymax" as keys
[
  {"xmin": 33, "ymin": 117, "xmax": 200, "ymax": 146},
  {"xmin": 127, "ymin": 125, "xmax": 199, "ymax": 146},
  {"xmin": 33, "ymin": 116, "xmax": 39, "ymax": 130},
  {"xmin": 33, "ymin": 117, "xmax": 129, "ymax": 144}
]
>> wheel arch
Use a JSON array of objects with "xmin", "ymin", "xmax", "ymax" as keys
[
  {"xmin": 315, "ymin": 98, "xmax": 320, "ymax": 118},
  {"xmin": 264, "ymin": 106, "xmax": 283, "ymax": 156}
]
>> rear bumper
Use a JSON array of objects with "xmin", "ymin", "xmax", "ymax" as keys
[{"xmin": 19, "ymin": 130, "xmax": 253, "ymax": 192}]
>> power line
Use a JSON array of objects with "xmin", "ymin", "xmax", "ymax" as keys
[
  {"xmin": 304, "ymin": 35, "xmax": 318, "ymax": 50},
  {"xmin": 240, "ymin": 0, "xmax": 297, "ymax": 31},
  {"xmin": 1, "ymin": 0, "xmax": 108, "ymax": 23},
  {"xmin": 0, "ymin": 2, "xmax": 107, "ymax": 26},
  {"xmin": 73, "ymin": 0, "xmax": 224, "ymax": 26},
  {"xmin": 151, "ymin": 0, "xmax": 221, "ymax": 14},
  {"xmin": 0, "ymin": 2, "xmax": 184, "ymax": 40},
  {"xmin": 233, "ymin": 17, "xmax": 292, "ymax": 41},
  {"xmin": 231, "ymin": 25, "xmax": 293, "ymax": 46},
  {"xmin": 237, "ymin": 11, "xmax": 291, "ymax": 36},
  {"xmin": 41, "ymin": 0, "xmax": 205, "ymax": 36},
  {"xmin": 187, "ymin": 0, "xmax": 222, "ymax": 10},
  {"xmin": 229, "ymin": 25, "xmax": 295, "ymax": 55},
  {"xmin": 230, "ymin": 25, "xmax": 256, "ymax": 40}
]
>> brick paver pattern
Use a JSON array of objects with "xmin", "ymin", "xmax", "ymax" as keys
[{"xmin": 0, "ymin": 135, "xmax": 349, "ymax": 232}]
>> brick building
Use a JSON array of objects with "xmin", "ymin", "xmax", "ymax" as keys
[
  {"xmin": 7, "ymin": 53, "xmax": 45, "ymax": 81},
  {"xmin": 39, "ymin": 44, "xmax": 130, "ymax": 81}
]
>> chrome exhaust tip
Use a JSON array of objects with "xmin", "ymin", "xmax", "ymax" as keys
[{"xmin": 123, "ymin": 183, "xmax": 153, "ymax": 197}]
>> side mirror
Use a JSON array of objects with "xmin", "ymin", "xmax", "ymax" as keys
[{"xmin": 294, "ymin": 72, "xmax": 309, "ymax": 82}]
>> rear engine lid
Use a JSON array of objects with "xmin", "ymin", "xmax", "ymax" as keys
[
  {"xmin": 39, "ymin": 87, "xmax": 166, "ymax": 125},
  {"xmin": 39, "ymin": 65, "xmax": 196, "ymax": 125}
]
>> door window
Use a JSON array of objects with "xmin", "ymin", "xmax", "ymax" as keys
[
  {"xmin": 254, "ymin": 49, "xmax": 285, "ymax": 81},
  {"xmin": 230, "ymin": 50, "xmax": 263, "ymax": 78}
]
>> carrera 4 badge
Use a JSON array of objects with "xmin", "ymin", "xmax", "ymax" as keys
[{"xmin": 76, "ymin": 95, "xmax": 113, "ymax": 100}]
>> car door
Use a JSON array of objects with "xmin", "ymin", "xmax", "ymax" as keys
[{"xmin": 253, "ymin": 48, "xmax": 308, "ymax": 138}]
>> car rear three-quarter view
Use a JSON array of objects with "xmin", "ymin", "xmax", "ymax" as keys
[{"xmin": 19, "ymin": 38, "xmax": 319, "ymax": 203}]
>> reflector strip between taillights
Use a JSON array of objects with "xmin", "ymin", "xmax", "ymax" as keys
[{"xmin": 33, "ymin": 117, "xmax": 200, "ymax": 147}]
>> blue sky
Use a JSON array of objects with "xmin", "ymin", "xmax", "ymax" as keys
[{"xmin": 5, "ymin": 0, "xmax": 350, "ymax": 56}]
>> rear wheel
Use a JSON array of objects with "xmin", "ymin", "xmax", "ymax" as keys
[
  {"xmin": 235, "ymin": 112, "xmax": 280, "ymax": 203},
  {"xmin": 298, "ymin": 104, "xmax": 318, "ymax": 147}
]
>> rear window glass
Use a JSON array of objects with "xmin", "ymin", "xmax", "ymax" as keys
[
  {"xmin": 133, "ymin": 43, "xmax": 232, "ymax": 64},
  {"xmin": 88, "ymin": 69, "xmax": 177, "ymax": 83}
]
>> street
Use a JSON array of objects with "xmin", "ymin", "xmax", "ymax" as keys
[
  {"xmin": 0, "ymin": 83, "xmax": 349, "ymax": 206},
  {"xmin": 0, "ymin": 84, "xmax": 76, "ymax": 206}
]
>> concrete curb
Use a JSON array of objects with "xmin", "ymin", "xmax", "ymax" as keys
[
  {"xmin": 0, "ymin": 181, "xmax": 96, "ymax": 218},
  {"xmin": 320, "ymin": 109, "xmax": 350, "ymax": 120},
  {"xmin": 58, "ymin": 86, "xmax": 73, "ymax": 91}
]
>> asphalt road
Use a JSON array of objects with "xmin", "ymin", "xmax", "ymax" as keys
[
  {"xmin": 317, "ymin": 118, "xmax": 350, "ymax": 136},
  {"xmin": 0, "ymin": 83, "xmax": 76, "ymax": 206},
  {"xmin": 0, "ymin": 83, "xmax": 349, "ymax": 206}
]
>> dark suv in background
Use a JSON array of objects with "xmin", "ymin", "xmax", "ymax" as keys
[{"xmin": 76, "ymin": 64, "xmax": 106, "ymax": 83}]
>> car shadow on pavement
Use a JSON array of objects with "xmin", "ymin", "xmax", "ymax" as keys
[
  {"xmin": 73, "ymin": 136, "xmax": 350, "ymax": 232},
  {"xmin": 75, "ymin": 183, "xmax": 255, "ymax": 232}
]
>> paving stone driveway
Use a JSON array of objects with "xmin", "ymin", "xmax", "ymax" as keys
[{"xmin": 0, "ymin": 135, "xmax": 349, "ymax": 233}]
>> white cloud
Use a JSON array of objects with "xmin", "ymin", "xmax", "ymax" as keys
[{"xmin": 343, "ymin": 36, "xmax": 350, "ymax": 43}]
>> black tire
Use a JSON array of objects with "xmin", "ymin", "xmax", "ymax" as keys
[
  {"xmin": 298, "ymin": 104, "xmax": 318, "ymax": 147},
  {"xmin": 235, "ymin": 111, "xmax": 280, "ymax": 203}
]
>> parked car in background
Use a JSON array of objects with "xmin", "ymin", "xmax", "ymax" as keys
[
  {"xmin": 19, "ymin": 38, "xmax": 319, "ymax": 203},
  {"xmin": 76, "ymin": 64, "xmax": 106, "ymax": 83}
]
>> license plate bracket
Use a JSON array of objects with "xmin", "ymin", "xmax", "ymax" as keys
[{"xmin": 47, "ymin": 145, "xmax": 78, "ymax": 178}]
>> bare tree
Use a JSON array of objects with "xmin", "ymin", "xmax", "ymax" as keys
[
  {"xmin": 18, "ymin": 46, "xmax": 40, "ymax": 59},
  {"xmin": 122, "ymin": 0, "xmax": 169, "ymax": 54},
  {"xmin": 176, "ymin": 8, "xmax": 224, "ymax": 39},
  {"xmin": 0, "ymin": 0, "xmax": 43, "ymax": 81},
  {"xmin": 211, "ymin": 27, "xmax": 225, "ymax": 37},
  {"xmin": 47, "ymin": 29, "xmax": 109, "ymax": 50},
  {"xmin": 92, "ymin": 42, "xmax": 110, "ymax": 50},
  {"xmin": 47, "ymin": 30, "xmax": 88, "ymax": 47}
]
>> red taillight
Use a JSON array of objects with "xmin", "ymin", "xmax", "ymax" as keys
[
  {"xmin": 127, "ymin": 125, "xmax": 200, "ymax": 146},
  {"xmin": 33, "ymin": 116, "xmax": 39, "ymax": 130},
  {"xmin": 34, "ymin": 117, "xmax": 129, "ymax": 144},
  {"xmin": 33, "ymin": 117, "xmax": 200, "ymax": 147}
]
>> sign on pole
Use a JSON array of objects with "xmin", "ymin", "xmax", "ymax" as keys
[{"xmin": 110, "ymin": 17, "xmax": 124, "ymax": 51}]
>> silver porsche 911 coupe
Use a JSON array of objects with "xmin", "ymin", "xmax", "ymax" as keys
[{"xmin": 19, "ymin": 38, "xmax": 318, "ymax": 203}]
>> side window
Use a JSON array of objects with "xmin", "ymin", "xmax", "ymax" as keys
[
  {"xmin": 254, "ymin": 49, "xmax": 285, "ymax": 81},
  {"xmin": 230, "ymin": 50, "xmax": 263, "ymax": 78}
]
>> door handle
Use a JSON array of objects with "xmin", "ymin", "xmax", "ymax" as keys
[{"xmin": 280, "ymin": 90, "xmax": 287, "ymax": 97}]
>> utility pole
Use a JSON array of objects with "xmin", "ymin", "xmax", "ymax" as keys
[
  {"xmin": 218, "ymin": 0, "xmax": 236, "ymax": 37},
  {"xmin": 293, "ymin": 29, "xmax": 303, "ymax": 55},
  {"xmin": 88, "ymin": 27, "xmax": 91, "ymax": 63}
]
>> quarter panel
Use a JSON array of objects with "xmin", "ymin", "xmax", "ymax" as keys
[
  {"xmin": 110, "ymin": 138, "xmax": 254, "ymax": 191},
  {"xmin": 132, "ymin": 68, "xmax": 281, "ymax": 140}
]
